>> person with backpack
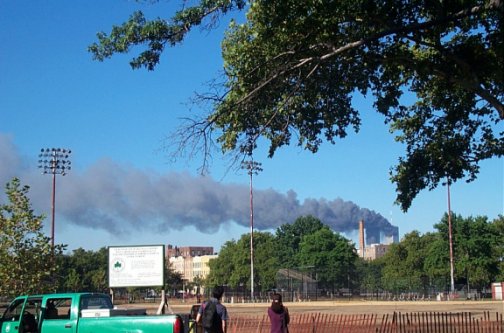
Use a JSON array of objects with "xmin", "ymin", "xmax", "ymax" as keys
[
  {"xmin": 196, "ymin": 285, "xmax": 229, "ymax": 333},
  {"xmin": 268, "ymin": 293, "xmax": 289, "ymax": 333}
]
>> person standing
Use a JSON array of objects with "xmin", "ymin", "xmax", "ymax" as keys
[
  {"xmin": 268, "ymin": 293, "xmax": 289, "ymax": 333},
  {"xmin": 196, "ymin": 286, "xmax": 229, "ymax": 333}
]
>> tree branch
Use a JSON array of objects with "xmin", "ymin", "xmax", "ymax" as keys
[{"xmin": 236, "ymin": 1, "xmax": 503, "ymax": 118}]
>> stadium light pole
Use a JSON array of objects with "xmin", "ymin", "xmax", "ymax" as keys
[
  {"xmin": 38, "ymin": 148, "xmax": 71, "ymax": 248},
  {"xmin": 447, "ymin": 178, "xmax": 455, "ymax": 296},
  {"xmin": 241, "ymin": 159, "xmax": 262, "ymax": 302}
]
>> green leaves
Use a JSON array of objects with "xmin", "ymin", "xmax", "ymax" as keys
[
  {"xmin": 381, "ymin": 213, "xmax": 502, "ymax": 292},
  {"xmin": 297, "ymin": 228, "xmax": 357, "ymax": 289},
  {"xmin": 206, "ymin": 216, "xmax": 358, "ymax": 292},
  {"xmin": 89, "ymin": 1, "xmax": 247, "ymax": 70},
  {"xmin": 57, "ymin": 247, "xmax": 108, "ymax": 292},
  {"xmin": 90, "ymin": 0, "xmax": 503, "ymax": 211},
  {"xmin": 274, "ymin": 216, "xmax": 326, "ymax": 268},
  {"xmin": 206, "ymin": 232, "xmax": 278, "ymax": 291},
  {"xmin": 0, "ymin": 178, "xmax": 65, "ymax": 298}
]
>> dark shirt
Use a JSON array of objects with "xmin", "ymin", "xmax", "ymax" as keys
[{"xmin": 198, "ymin": 298, "xmax": 229, "ymax": 333}]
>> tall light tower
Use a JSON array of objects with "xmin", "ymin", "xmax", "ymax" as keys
[
  {"xmin": 241, "ymin": 159, "xmax": 262, "ymax": 301},
  {"xmin": 38, "ymin": 148, "xmax": 71, "ymax": 248},
  {"xmin": 447, "ymin": 178, "xmax": 455, "ymax": 296}
]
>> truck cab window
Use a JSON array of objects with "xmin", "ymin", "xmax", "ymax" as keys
[
  {"xmin": 44, "ymin": 298, "xmax": 72, "ymax": 320},
  {"xmin": 79, "ymin": 295, "xmax": 113, "ymax": 310}
]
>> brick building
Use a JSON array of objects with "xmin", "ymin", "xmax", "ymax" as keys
[{"xmin": 166, "ymin": 244, "xmax": 216, "ymax": 283}]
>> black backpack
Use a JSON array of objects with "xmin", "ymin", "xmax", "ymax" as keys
[{"xmin": 201, "ymin": 301, "xmax": 220, "ymax": 332}]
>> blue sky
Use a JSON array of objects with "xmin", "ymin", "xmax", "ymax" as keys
[{"xmin": 1, "ymin": 1, "xmax": 502, "ymax": 253}]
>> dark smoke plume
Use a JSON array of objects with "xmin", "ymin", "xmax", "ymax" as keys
[{"xmin": 0, "ymin": 134, "xmax": 398, "ymax": 244}]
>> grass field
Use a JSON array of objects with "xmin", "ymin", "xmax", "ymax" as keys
[{"xmin": 1, "ymin": 298, "xmax": 502, "ymax": 321}]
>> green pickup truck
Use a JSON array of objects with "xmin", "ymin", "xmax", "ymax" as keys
[{"xmin": 0, "ymin": 292, "xmax": 184, "ymax": 333}]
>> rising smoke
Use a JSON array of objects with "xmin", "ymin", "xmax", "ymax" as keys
[{"xmin": 0, "ymin": 134, "xmax": 398, "ymax": 244}]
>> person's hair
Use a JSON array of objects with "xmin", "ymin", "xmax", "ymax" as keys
[
  {"xmin": 270, "ymin": 293, "xmax": 284, "ymax": 313},
  {"xmin": 212, "ymin": 286, "xmax": 224, "ymax": 299}
]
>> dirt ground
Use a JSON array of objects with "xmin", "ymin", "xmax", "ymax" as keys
[
  {"xmin": 148, "ymin": 299, "xmax": 504, "ymax": 319},
  {"xmin": 3, "ymin": 299, "xmax": 501, "ymax": 318}
]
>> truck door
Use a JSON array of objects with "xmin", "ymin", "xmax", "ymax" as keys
[
  {"xmin": 22, "ymin": 297, "xmax": 42, "ymax": 333},
  {"xmin": 0, "ymin": 296, "xmax": 41, "ymax": 333},
  {"xmin": 40, "ymin": 297, "xmax": 76, "ymax": 333},
  {"xmin": 0, "ymin": 298, "xmax": 25, "ymax": 333}
]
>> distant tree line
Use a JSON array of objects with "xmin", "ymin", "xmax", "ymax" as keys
[
  {"xmin": 362, "ymin": 213, "xmax": 503, "ymax": 298},
  {"xmin": 1, "ymin": 178, "xmax": 503, "ymax": 300},
  {"xmin": 206, "ymin": 214, "xmax": 503, "ymax": 299}
]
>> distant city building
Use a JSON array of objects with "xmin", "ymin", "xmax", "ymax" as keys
[
  {"xmin": 362, "ymin": 243, "xmax": 391, "ymax": 260},
  {"xmin": 166, "ymin": 244, "xmax": 214, "ymax": 258},
  {"xmin": 193, "ymin": 255, "xmax": 216, "ymax": 280},
  {"xmin": 357, "ymin": 220, "xmax": 394, "ymax": 260},
  {"xmin": 167, "ymin": 244, "xmax": 217, "ymax": 283}
]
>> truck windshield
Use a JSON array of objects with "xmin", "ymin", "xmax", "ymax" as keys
[{"xmin": 79, "ymin": 295, "xmax": 113, "ymax": 310}]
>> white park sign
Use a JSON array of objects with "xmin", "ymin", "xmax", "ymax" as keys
[{"xmin": 108, "ymin": 245, "xmax": 165, "ymax": 288}]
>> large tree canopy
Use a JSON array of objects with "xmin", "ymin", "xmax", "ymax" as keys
[
  {"xmin": 431, "ymin": 213, "xmax": 500, "ymax": 289},
  {"xmin": 206, "ymin": 231, "xmax": 278, "ymax": 291},
  {"xmin": 89, "ymin": 0, "xmax": 503, "ymax": 211},
  {"xmin": 275, "ymin": 215, "xmax": 326, "ymax": 268},
  {"xmin": 297, "ymin": 228, "xmax": 358, "ymax": 290}
]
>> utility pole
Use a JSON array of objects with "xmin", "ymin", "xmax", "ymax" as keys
[{"xmin": 38, "ymin": 148, "xmax": 71, "ymax": 248}]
